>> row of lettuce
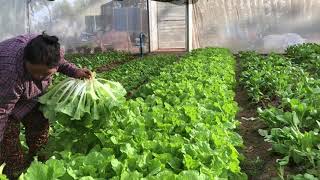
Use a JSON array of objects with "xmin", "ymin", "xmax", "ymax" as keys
[
  {"xmin": 240, "ymin": 43, "xmax": 320, "ymax": 179},
  {"xmin": 18, "ymin": 48, "xmax": 246, "ymax": 180},
  {"xmin": 53, "ymin": 51, "xmax": 132, "ymax": 83},
  {"xmin": 56, "ymin": 52, "xmax": 179, "ymax": 94},
  {"xmin": 98, "ymin": 54, "xmax": 178, "ymax": 93},
  {"xmin": 65, "ymin": 51, "xmax": 132, "ymax": 71}
]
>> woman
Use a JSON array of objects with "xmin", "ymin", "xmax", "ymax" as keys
[{"xmin": 0, "ymin": 32, "xmax": 92, "ymax": 179}]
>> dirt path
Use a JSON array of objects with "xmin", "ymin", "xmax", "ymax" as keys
[{"xmin": 235, "ymin": 57, "xmax": 281, "ymax": 180}]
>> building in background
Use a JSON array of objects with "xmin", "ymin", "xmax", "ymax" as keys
[{"xmin": 83, "ymin": 1, "xmax": 148, "ymax": 52}]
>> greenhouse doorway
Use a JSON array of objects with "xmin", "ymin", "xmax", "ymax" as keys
[{"xmin": 149, "ymin": 0, "xmax": 188, "ymax": 51}]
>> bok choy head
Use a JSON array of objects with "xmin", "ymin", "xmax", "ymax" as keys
[{"xmin": 39, "ymin": 73, "xmax": 126, "ymax": 128}]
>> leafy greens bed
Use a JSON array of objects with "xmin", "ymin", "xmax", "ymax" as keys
[
  {"xmin": 53, "ymin": 51, "xmax": 132, "ymax": 83},
  {"xmin": 286, "ymin": 43, "xmax": 320, "ymax": 78},
  {"xmin": 98, "ymin": 54, "xmax": 178, "ymax": 93},
  {"xmin": 239, "ymin": 50, "xmax": 320, "ymax": 179},
  {"xmin": 65, "ymin": 51, "xmax": 132, "ymax": 71},
  {"xmin": 20, "ymin": 48, "xmax": 246, "ymax": 180}
]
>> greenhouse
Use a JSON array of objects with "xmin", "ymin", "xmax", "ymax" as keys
[{"xmin": 0, "ymin": 0, "xmax": 319, "ymax": 180}]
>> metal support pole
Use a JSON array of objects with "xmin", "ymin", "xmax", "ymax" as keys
[
  {"xmin": 26, "ymin": 0, "xmax": 31, "ymax": 34},
  {"xmin": 187, "ymin": 0, "xmax": 193, "ymax": 52},
  {"xmin": 139, "ymin": 32, "xmax": 145, "ymax": 57}
]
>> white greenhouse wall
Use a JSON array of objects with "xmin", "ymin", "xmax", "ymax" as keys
[
  {"xmin": 1, "ymin": 0, "xmax": 320, "ymax": 53},
  {"xmin": 192, "ymin": 0, "xmax": 320, "ymax": 53},
  {"xmin": 0, "ymin": 0, "xmax": 27, "ymax": 40}
]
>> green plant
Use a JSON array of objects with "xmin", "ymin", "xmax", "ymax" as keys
[
  {"xmin": 39, "ymin": 74, "xmax": 126, "ymax": 154},
  {"xmin": 240, "ymin": 50, "xmax": 320, "ymax": 178},
  {"xmin": 24, "ymin": 48, "xmax": 247, "ymax": 179},
  {"xmin": 53, "ymin": 51, "xmax": 132, "ymax": 84},
  {"xmin": 241, "ymin": 156, "xmax": 264, "ymax": 177},
  {"xmin": 286, "ymin": 43, "xmax": 320, "ymax": 77},
  {"xmin": 0, "ymin": 164, "xmax": 8, "ymax": 180},
  {"xmin": 240, "ymin": 52, "xmax": 307, "ymax": 104},
  {"xmin": 99, "ymin": 54, "xmax": 178, "ymax": 93}
]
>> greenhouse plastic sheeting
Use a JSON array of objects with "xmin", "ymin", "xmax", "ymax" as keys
[
  {"xmin": 0, "ymin": 0, "xmax": 149, "ymax": 53},
  {"xmin": 192, "ymin": 0, "xmax": 320, "ymax": 53},
  {"xmin": 0, "ymin": 0, "xmax": 27, "ymax": 40}
]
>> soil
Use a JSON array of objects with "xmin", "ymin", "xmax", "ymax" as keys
[
  {"xmin": 236, "ymin": 87, "xmax": 282, "ymax": 179},
  {"xmin": 235, "ymin": 56, "xmax": 282, "ymax": 180},
  {"xmin": 259, "ymin": 95, "xmax": 282, "ymax": 108}
]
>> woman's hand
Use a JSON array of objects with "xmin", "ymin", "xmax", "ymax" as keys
[{"xmin": 75, "ymin": 68, "xmax": 92, "ymax": 79}]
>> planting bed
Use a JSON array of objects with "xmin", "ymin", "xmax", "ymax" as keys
[
  {"xmin": 16, "ymin": 48, "xmax": 246, "ymax": 179},
  {"xmin": 2, "ymin": 45, "xmax": 320, "ymax": 180}
]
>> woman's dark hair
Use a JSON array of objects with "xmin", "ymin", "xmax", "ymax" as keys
[{"xmin": 24, "ymin": 32, "xmax": 60, "ymax": 68}]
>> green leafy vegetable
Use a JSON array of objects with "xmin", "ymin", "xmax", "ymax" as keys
[
  {"xmin": 39, "ymin": 73, "xmax": 126, "ymax": 128},
  {"xmin": 24, "ymin": 48, "xmax": 246, "ymax": 180},
  {"xmin": 99, "ymin": 54, "xmax": 179, "ymax": 93},
  {"xmin": 240, "ymin": 49, "xmax": 320, "ymax": 178},
  {"xmin": 0, "ymin": 164, "xmax": 8, "ymax": 180}
]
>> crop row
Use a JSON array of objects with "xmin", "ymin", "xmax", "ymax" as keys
[
  {"xmin": 21, "ymin": 48, "xmax": 246, "ymax": 180},
  {"xmin": 65, "ymin": 51, "xmax": 132, "ymax": 71},
  {"xmin": 240, "ymin": 50, "xmax": 320, "ymax": 179},
  {"xmin": 98, "ymin": 54, "xmax": 179, "ymax": 93}
]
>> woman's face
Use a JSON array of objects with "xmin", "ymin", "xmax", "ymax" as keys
[{"xmin": 25, "ymin": 62, "xmax": 57, "ymax": 81}]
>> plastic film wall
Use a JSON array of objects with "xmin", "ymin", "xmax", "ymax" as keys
[
  {"xmin": 31, "ymin": 0, "xmax": 149, "ymax": 53},
  {"xmin": 0, "ymin": 0, "xmax": 27, "ymax": 40},
  {"xmin": 192, "ymin": 0, "xmax": 320, "ymax": 53},
  {"xmin": 0, "ymin": 0, "xmax": 149, "ymax": 54}
]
